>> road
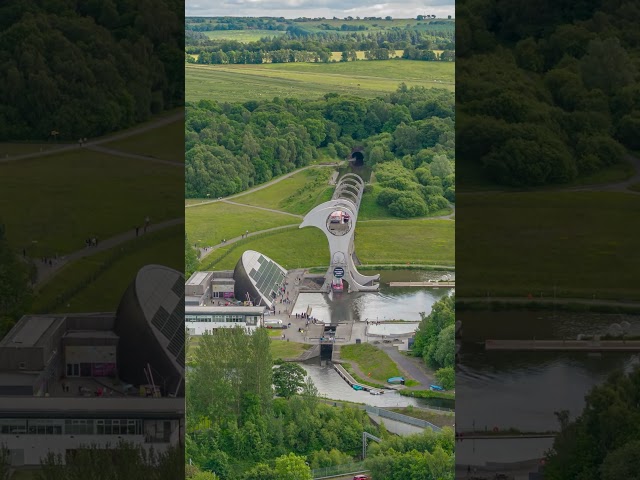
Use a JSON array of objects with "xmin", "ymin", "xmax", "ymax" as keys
[{"xmin": 379, "ymin": 344, "xmax": 436, "ymax": 389}]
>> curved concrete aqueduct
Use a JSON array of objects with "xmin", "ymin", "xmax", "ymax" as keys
[{"xmin": 299, "ymin": 173, "xmax": 380, "ymax": 292}]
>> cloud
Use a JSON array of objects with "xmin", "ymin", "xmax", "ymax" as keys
[{"xmin": 186, "ymin": 0, "xmax": 454, "ymax": 19}]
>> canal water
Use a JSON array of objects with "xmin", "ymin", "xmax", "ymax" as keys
[
  {"xmin": 292, "ymin": 270, "xmax": 454, "ymax": 324},
  {"xmin": 290, "ymin": 270, "xmax": 455, "ymax": 408},
  {"xmin": 300, "ymin": 358, "xmax": 454, "ymax": 411},
  {"xmin": 457, "ymin": 309, "xmax": 640, "ymax": 463}
]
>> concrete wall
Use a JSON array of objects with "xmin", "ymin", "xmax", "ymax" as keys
[{"xmin": 366, "ymin": 413, "xmax": 426, "ymax": 436}]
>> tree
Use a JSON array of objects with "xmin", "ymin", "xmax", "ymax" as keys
[
  {"xmin": 435, "ymin": 367, "xmax": 455, "ymax": 390},
  {"xmin": 274, "ymin": 453, "xmax": 312, "ymax": 480},
  {"xmin": 273, "ymin": 363, "xmax": 307, "ymax": 398}
]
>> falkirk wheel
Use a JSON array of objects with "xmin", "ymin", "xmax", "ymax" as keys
[{"xmin": 299, "ymin": 173, "xmax": 380, "ymax": 292}]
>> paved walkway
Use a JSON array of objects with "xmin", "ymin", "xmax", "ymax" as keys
[
  {"xmin": 459, "ymin": 296, "xmax": 640, "ymax": 309},
  {"xmin": 33, "ymin": 217, "xmax": 184, "ymax": 288},
  {"xmin": 85, "ymin": 144, "xmax": 183, "ymax": 167},
  {"xmin": 198, "ymin": 224, "xmax": 298, "ymax": 260},
  {"xmin": 221, "ymin": 199, "xmax": 303, "ymax": 218},
  {"xmin": 185, "ymin": 163, "xmax": 340, "ymax": 209}
]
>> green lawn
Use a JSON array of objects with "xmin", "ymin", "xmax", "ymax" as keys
[
  {"xmin": 340, "ymin": 343, "xmax": 402, "ymax": 383},
  {"xmin": 31, "ymin": 225, "xmax": 184, "ymax": 313},
  {"xmin": 0, "ymin": 150, "xmax": 182, "ymax": 257},
  {"xmin": 231, "ymin": 168, "xmax": 335, "ymax": 215},
  {"xmin": 270, "ymin": 339, "xmax": 312, "ymax": 360},
  {"xmin": 103, "ymin": 119, "xmax": 184, "ymax": 162},
  {"xmin": 0, "ymin": 143, "xmax": 72, "ymax": 156},
  {"xmin": 186, "ymin": 60, "xmax": 453, "ymax": 102},
  {"xmin": 358, "ymin": 187, "xmax": 453, "ymax": 220},
  {"xmin": 200, "ymin": 218, "xmax": 454, "ymax": 270},
  {"xmin": 186, "ymin": 202, "xmax": 299, "ymax": 247},
  {"xmin": 356, "ymin": 219, "xmax": 454, "ymax": 265},
  {"xmin": 457, "ymin": 191, "xmax": 640, "ymax": 300},
  {"xmin": 628, "ymin": 183, "xmax": 640, "ymax": 192}
]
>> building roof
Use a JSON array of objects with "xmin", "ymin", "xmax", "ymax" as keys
[
  {"xmin": 241, "ymin": 250, "xmax": 287, "ymax": 307},
  {"xmin": 212, "ymin": 278, "xmax": 234, "ymax": 284},
  {"xmin": 0, "ymin": 316, "xmax": 65, "ymax": 348},
  {"xmin": 186, "ymin": 271, "xmax": 211, "ymax": 286}
]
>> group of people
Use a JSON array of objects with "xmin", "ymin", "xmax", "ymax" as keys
[
  {"xmin": 85, "ymin": 237, "xmax": 99, "ymax": 247},
  {"xmin": 134, "ymin": 216, "xmax": 151, "ymax": 237}
]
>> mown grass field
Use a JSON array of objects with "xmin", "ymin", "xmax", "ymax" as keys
[
  {"xmin": 231, "ymin": 168, "xmax": 334, "ymax": 215},
  {"xmin": 185, "ymin": 60, "xmax": 453, "ymax": 102},
  {"xmin": 457, "ymin": 191, "xmax": 640, "ymax": 300},
  {"xmin": 186, "ymin": 201, "xmax": 299, "ymax": 248},
  {"xmin": 270, "ymin": 339, "xmax": 312, "ymax": 360},
  {"xmin": 202, "ymin": 29, "xmax": 286, "ymax": 42},
  {"xmin": 199, "ymin": 218, "xmax": 454, "ymax": 270},
  {"xmin": 31, "ymin": 225, "xmax": 184, "ymax": 313},
  {"xmin": 0, "ymin": 143, "xmax": 72, "ymax": 156},
  {"xmin": 340, "ymin": 343, "xmax": 402, "ymax": 384},
  {"xmin": 0, "ymin": 150, "xmax": 182, "ymax": 257},
  {"xmin": 103, "ymin": 119, "xmax": 184, "ymax": 162}
]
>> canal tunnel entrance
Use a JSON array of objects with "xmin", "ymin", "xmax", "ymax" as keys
[{"xmin": 350, "ymin": 150, "xmax": 364, "ymax": 166}]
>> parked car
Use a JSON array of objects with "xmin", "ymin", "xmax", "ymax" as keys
[{"xmin": 353, "ymin": 475, "xmax": 371, "ymax": 480}]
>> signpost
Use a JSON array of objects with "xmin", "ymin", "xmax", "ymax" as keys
[{"xmin": 333, "ymin": 267, "xmax": 345, "ymax": 278}]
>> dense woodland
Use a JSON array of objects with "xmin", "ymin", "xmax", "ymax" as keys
[
  {"xmin": 186, "ymin": 327, "xmax": 454, "ymax": 480},
  {"xmin": 0, "ymin": 0, "xmax": 184, "ymax": 141},
  {"xmin": 411, "ymin": 295, "xmax": 455, "ymax": 390},
  {"xmin": 186, "ymin": 85, "xmax": 454, "ymax": 218},
  {"xmin": 457, "ymin": 0, "xmax": 640, "ymax": 186},
  {"xmin": 544, "ymin": 364, "xmax": 640, "ymax": 480}
]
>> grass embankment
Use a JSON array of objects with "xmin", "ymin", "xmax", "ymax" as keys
[
  {"xmin": 457, "ymin": 191, "xmax": 640, "ymax": 301},
  {"xmin": 389, "ymin": 407, "xmax": 455, "ymax": 429},
  {"xmin": 0, "ymin": 150, "xmax": 182, "ymax": 257},
  {"xmin": 186, "ymin": 202, "xmax": 298, "ymax": 247},
  {"xmin": 359, "ymin": 185, "xmax": 453, "ymax": 220},
  {"xmin": 185, "ymin": 60, "xmax": 453, "ymax": 102},
  {"xmin": 271, "ymin": 339, "xmax": 312, "ymax": 360},
  {"xmin": 231, "ymin": 168, "xmax": 334, "ymax": 215},
  {"xmin": 32, "ymin": 225, "xmax": 184, "ymax": 313},
  {"xmin": 398, "ymin": 389, "xmax": 455, "ymax": 400},
  {"xmin": 340, "ymin": 343, "xmax": 403, "ymax": 384},
  {"xmin": 199, "ymin": 218, "xmax": 454, "ymax": 270},
  {"xmin": 102, "ymin": 119, "xmax": 184, "ymax": 162}
]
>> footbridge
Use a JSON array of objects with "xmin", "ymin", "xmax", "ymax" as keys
[{"xmin": 299, "ymin": 174, "xmax": 379, "ymax": 292}]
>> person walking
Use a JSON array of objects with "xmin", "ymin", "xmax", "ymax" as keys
[{"xmin": 135, "ymin": 226, "xmax": 139, "ymax": 237}]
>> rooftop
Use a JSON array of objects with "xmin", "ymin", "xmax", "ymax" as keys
[
  {"xmin": 0, "ymin": 315, "xmax": 65, "ymax": 348},
  {"xmin": 186, "ymin": 271, "xmax": 211, "ymax": 286}
]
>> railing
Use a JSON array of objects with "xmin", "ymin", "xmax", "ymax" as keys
[
  {"xmin": 312, "ymin": 461, "xmax": 367, "ymax": 479},
  {"xmin": 364, "ymin": 405, "xmax": 441, "ymax": 432}
]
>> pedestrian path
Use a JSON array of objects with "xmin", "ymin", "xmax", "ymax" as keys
[{"xmin": 34, "ymin": 217, "xmax": 184, "ymax": 288}]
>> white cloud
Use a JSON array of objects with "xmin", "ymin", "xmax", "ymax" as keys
[{"xmin": 185, "ymin": 0, "xmax": 455, "ymax": 19}]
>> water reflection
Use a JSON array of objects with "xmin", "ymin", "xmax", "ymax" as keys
[
  {"xmin": 293, "ymin": 270, "xmax": 453, "ymax": 323},
  {"xmin": 300, "ymin": 359, "xmax": 453, "ymax": 410}
]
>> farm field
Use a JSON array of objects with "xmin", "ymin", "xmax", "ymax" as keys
[
  {"xmin": 186, "ymin": 201, "xmax": 299, "ymax": 248},
  {"xmin": 202, "ymin": 29, "xmax": 286, "ymax": 42},
  {"xmin": 32, "ymin": 225, "xmax": 183, "ymax": 314},
  {"xmin": 457, "ymin": 191, "xmax": 640, "ymax": 300},
  {"xmin": 200, "ymin": 218, "xmax": 454, "ymax": 271},
  {"xmin": 0, "ymin": 150, "xmax": 182, "ymax": 257},
  {"xmin": 185, "ymin": 60, "xmax": 453, "ymax": 102},
  {"xmin": 103, "ymin": 119, "xmax": 184, "ymax": 162},
  {"xmin": 231, "ymin": 168, "xmax": 334, "ymax": 215}
]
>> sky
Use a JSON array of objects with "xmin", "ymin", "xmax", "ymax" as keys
[{"xmin": 185, "ymin": 1, "xmax": 455, "ymax": 20}]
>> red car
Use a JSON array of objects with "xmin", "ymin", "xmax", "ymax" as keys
[{"xmin": 353, "ymin": 476, "xmax": 371, "ymax": 480}]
